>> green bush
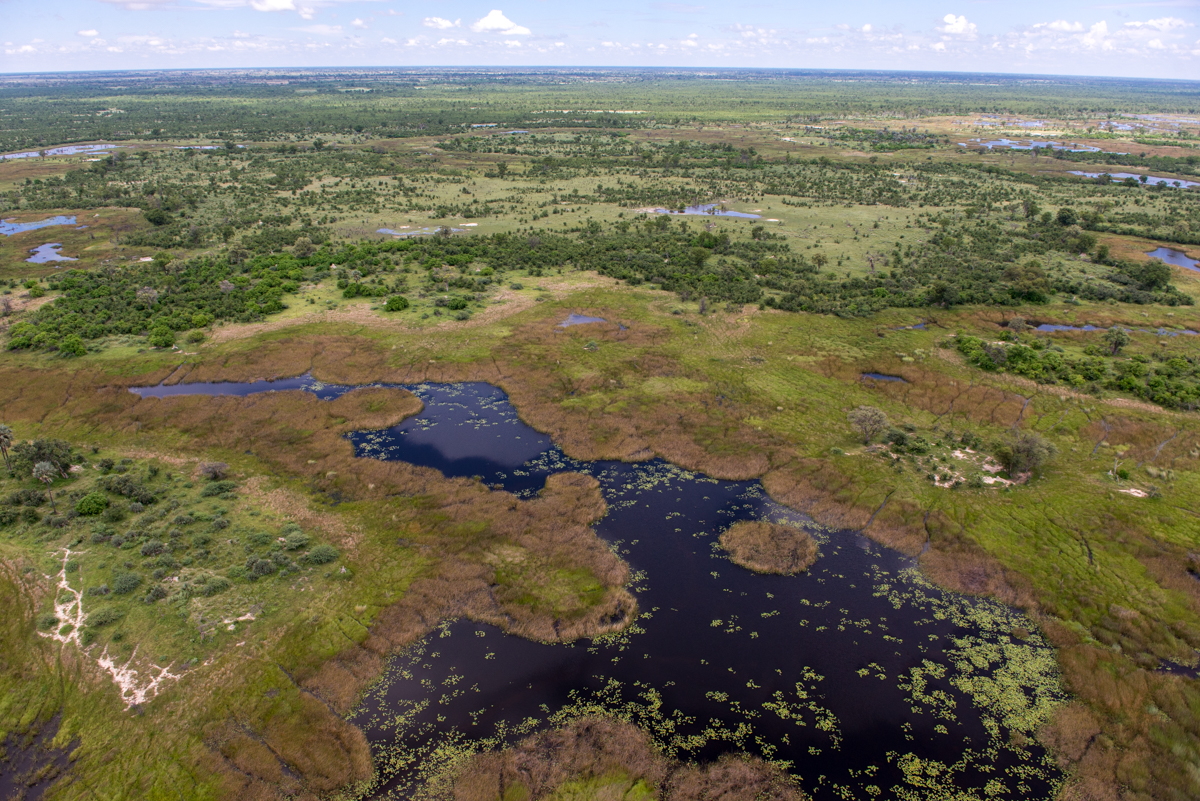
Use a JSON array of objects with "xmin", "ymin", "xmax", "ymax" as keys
[
  {"xmin": 75, "ymin": 491, "xmax": 109, "ymax": 516},
  {"xmin": 111, "ymin": 572, "xmax": 142, "ymax": 595},
  {"xmin": 384, "ymin": 295, "xmax": 410, "ymax": 312},
  {"xmin": 59, "ymin": 334, "xmax": 86, "ymax": 357},
  {"xmin": 140, "ymin": 539, "xmax": 165, "ymax": 557},
  {"xmin": 200, "ymin": 480, "xmax": 237, "ymax": 497},
  {"xmin": 305, "ymin": 544, "xmax": 339, "ymax": 565},
  {"xmin": 87, "ymin": 607, "xmax": 123, "ymax": 627},
  {"xmin": 284, "ymin": 531, "xmax": 310, "ymax": 550},
  {"xmin": 36, "ymin": 612, "xmax": 58, "ymax": 630}
]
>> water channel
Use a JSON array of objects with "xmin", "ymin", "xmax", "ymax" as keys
[{"xmin": 131, "ymin": 377, "xmax": 1067, "ymax": 801}]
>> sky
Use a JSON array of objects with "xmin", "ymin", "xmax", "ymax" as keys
[{"xmin": 1, "ymin": 1, "xmax": 1198, "ymax": 79}]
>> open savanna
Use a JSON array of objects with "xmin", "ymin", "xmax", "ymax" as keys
[{"xmin": 1, "ymin": 273, "xmax": 1199, "ymax": 799}]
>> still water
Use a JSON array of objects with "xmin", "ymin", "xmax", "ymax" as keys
[
  {"xmin": 132, "ymin": 377, "xmax": 1066, "ymax": 801},
  {"xmin": 0, "ymin": 216, "xmax": 78, "ymax": 237}
]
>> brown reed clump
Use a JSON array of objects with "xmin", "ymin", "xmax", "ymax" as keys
[
  {"xmin": 449, "ymin": 716, "xmax": 806, "ymax": 801},
  {"xmin": 718, "ymin": 521, "xmax": 818, "ymax": 575}
]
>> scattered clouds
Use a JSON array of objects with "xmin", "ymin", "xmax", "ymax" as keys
[
  {"xmin": 77, "ymin": 29, "xmax": 100, "ymax": 37},
  {"xmin": 938, "ymin": 14, "xmax": 978, "ymax": 38},
  {"xmin": 652, "ymin": 3, "xmax": 706, "ymax": 12},
  {"xmin": 423, "ymin": 17, "xmax": 459, "ymax": 30},
  {"xmin": 470, "ymin": 10, "xmax": 531, "ymax": 36},
  {"xmin": 351, "ymin": 18, "xmax": 367, "ymax": 29}
]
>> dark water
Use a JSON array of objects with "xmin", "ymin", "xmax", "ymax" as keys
[
  {"xmin": 558, "ymin": 313, "xmax": 608, "ymax": 327},
  {"xmin": 131, "ymin": 378, "xmax": 1066, "ymax": 801},
  {"xmin": 0, "ymin": 215, "xmax": 78, "ymax": 237},
  {"xmin": 26, "ymin": 243, "xmax": 77, "ymax": 264},
  {"xmin": 1069, "ymin": 171, "xmax": 1199, "ymax": 189},
  {"xmin": 377, "ymin": 226, "xmax": 467, "ymax": 237},
  {"xmin": 861, "ymin": 372, "xmax": 907, "ymax": 383},
  {"xmin": 0, "ymin": 144, "xmax": 120, "ymax": 160},
  {"xmin": 1034, "ymin": 322, "xmax": 1197, "ymax": 336},
  {"xmin": 652, "ymin": 204, "xmax": 762, "ymax": 219},
  {"xmin": 1147, "ymin": 247, "xmax": 1200, "ymax": 272},
  {"xmin": 959, "ymin": 139, "xmax": 1102, "ymax": 153}
]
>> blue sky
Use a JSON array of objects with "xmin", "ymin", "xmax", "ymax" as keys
[{"xmin": 1, "ymin": 1, "xmax": 1197, "ymax": 78}]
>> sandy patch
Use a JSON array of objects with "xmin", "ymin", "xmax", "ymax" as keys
[{"xmin": 38, "ymin": 548, "xmax": 180, "ymax": 708}]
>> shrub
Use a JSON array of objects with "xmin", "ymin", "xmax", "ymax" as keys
[
  {"xmin": 384, "ymin": 295, "xmax": 410, "ymax": 312},
  {"xmin": 198, "ymin": 462, "xmax": 229, "ymax": 480},
  {"xmin": 283, "ymin": 531, "xmax": 310, "ymax": 550},
  {"xmin": 144, "ymin": 585, "xmax": 168, "ymax": 603},
  {"xmin": 304, "ymin": 544, "xmax": 339, "ymax": 565},
  {"xmin": 75, "ymin": 492, "xmax": 109, "ymax": 516},
  {"xmin": 994, "ymin": 432, "xmax": 1056, "ymax": 477},
  {"xmin": 245, "ymin": 556, "xmax": 276, "ymax": 579},
  {"xmin": 200, "ymin": 480, "xmax": 237, "ymax": 497},
  {"xmin": 36, "ymin": 612, "xmax": 58, "ymax": 630},
  {"xmin": 86, "ymin": 584, "xmax": 110, "ymax": 596},
  {"xmin": 87, "ymin": 607, "xmax": 123, "ymax": 627},
  {"xmin": 59, "ymin": 335, "xmax": 87, "ymax": 357},
  {"xmin": 111, "ymin": 572, "xmax": 142, "ymax": 595},
  {"xmin": 140, "ymin": 539, "xmax": 165, "ymax": 557}
]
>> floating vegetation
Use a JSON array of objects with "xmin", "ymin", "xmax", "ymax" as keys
[{"xmin": 149, "ymin": 379, "xmax": 1068, "ymax": 801}]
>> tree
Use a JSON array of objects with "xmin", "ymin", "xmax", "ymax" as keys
[
  {"xmin": 847, "ymin": 406, "xmax": 888, "ymax": 445},
  {"xmin": 1103, "ymin": 326, "xmax": 1130, "ymax": 355},
  {"xmin": 0, "ymin": 424, "xmax": 12, "ymax": 472},
  {"xmin": 994, "ymin": 431, "xmax": 1056, "ymax": 477},
  {"xmin": 1008, "ymin": 317, "xmax": 1029, "ymax": 337},
  {"xmin": 32, "ymin": 461, "xmax": 58, "ymax": 513},
  {"xmin": 148, "ymin": 326, "xmax": 175, "ymax": 348}
]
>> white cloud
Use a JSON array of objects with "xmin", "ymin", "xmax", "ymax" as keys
[
  {"xmin": 351, "ymin": 18, "xmax": 367, "ymax": 29},
  {"xmin": 250, "ymin": 0, "xmax": 297, "ymax": 10},
  {"xmin": 682, "ymin": 37, "xmax": 698, "ymax": 47},
  {"xmin": 470, "ymin": 10, "xmax": 531, "ymax": 36},
  {"xmin": 1034, "ymin": 20, "xmax": 1083, "ymax": 33},
  {"xmin": 436, "ymin": 37, "xmax": 469, "ymax": 46},
  {"xmin": 1124, "ymin": 17, "xmax": 1189, "ymax": 32},
  {"xmin": 77, "ymin": 29, "xmax": 99, "ymax": 37},
  {"xmin": 504, "ymin": 39, "xmax": 522, "ymax": 47},
  {"xmin": 1080, "ymin": 21, "xmax": 1111, "ymax": 49},
  {"xmin": 423, "ymin": 17, "xmax": 459, "ymax": 30},
  {"xmin": 931, "ymin": 41, "xmax": 946, "ymax": 51},
  {"xmin": 938, "ymin": 14, "xmax": 977, "ymax": 38},
  {"xmin": 861, "ymin": 24, "xmax": 872, "ymax": 33},
  {"xmin": 1148, "ymin": 38, "xmax": 1165, "ymax": 48},
  {"xmin": 381, "ymin": 37, "xmax": 396, "ymax": 44}
]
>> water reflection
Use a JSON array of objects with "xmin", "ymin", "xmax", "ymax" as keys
[
  {"xmin": 129, "ymin": 378, "xmax": 1067, "ymax": 801},
  {"xmin": 0, "ymin": 216, "xmax": 78, "ymax": 237}
]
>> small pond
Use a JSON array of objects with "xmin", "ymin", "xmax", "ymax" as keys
[
  {"xmin": 861, "ymin": 373, "xmax": 907, "ymax": 383},
  {"xmin": 651, "ymin": 204, "xmax": 761, "ymax": 219},
  {"xmin": 1068, "ymin": 171, "xmax": 1199, "ymax": 189},
  {"xmin": 0, "ymin": 144, "xmax": 120, "ymax": 160},
  {"xmin": 1147, "ymin": 247, "xmax": 1200, "ymax": 272},
  {"xmin": 0, "ymin": 216, "xmax": 78, "ymax": 237},
  {"xmin": 376, "ymin": 226, "xmax": 466, "ymax": 237},
  {"xmin": 1034, "ymin": 323, "xmax": 1197, "ymax": 337},
  {"xmin": 25, "ymin": 244, "xmax": 76, "ymax": 264},
  {"xmin": 133, "ymin": 378, "xmax": 1067, "ymax": 800},
  {"xmin": 558, "ymin": 314, "xmax": 608, "ymax": 327},
  {"xmin": 959, "ymin": 139, "xmax": 1102, "ymax": 153}
]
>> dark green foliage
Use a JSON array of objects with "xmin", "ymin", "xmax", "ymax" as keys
[
  {"xmin": 98, "ymin": 475, "xmax": 156, "ymax": 505},
  {"xmin": 384, "ymin": 295, "xmax": 410, "ymax": 312},
  {"xmin": 245, "ymin": 556, "xmax": 276, "ymax": 579},
  {"xmin": 994, "ymin": 432, "xmax": 1056, "ymax": 477},
  {"xmin": 200, "ymin": 480, "xmax": 237, "ymax": 498},
  {"xmin": 87, "ymin": 607, "xmax": 123, "ymax": 627},
  {"xmin": 7, "ymin": 489, "xmax": 46, "ymax": 507},
  {"xmin": 10, "ymin": 439, "xmax": 73, "ymax": 478},
  {"xmin": 140, "ymin": 539, "xmax": 165, "ymax": 557},
  {"xmin": 75, "ymin": 492, "xmax": 109, "ymax": 516},
  {"xmin": 36, "ymin": 612, "xmax": 58, "ymax": 631},
  {"xmin": 110, "ymin": 572, "xmax": 142, "ymax": 595},
  {"xmin": 283, "ymin": 531, "xmax": 310, "ymax": 550},
  {"xmin": 304, "ymin": 544, "xmax": 338, "ymax": 565}
]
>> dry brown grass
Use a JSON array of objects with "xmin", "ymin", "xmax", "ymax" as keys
[
  {"xmin": 450, "ymin": 716, "xmax": 805, "ymax": 801},
  {"xmin": 718, "ymin": 521, "xmax": 818, "ymax": 575}
]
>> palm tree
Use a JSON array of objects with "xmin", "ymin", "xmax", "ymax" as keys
[
  {"xmin": 33, "ymin": 462, "xmax": 57, "ymax": 513},
  {"xmin": 0, "ymin": 424, "xmax": 12, "ymax": 472}
]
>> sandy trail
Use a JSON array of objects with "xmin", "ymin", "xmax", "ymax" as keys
[{"xmin": 39, "ymin": 548, "xmax": 180, "ymax": 708}]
